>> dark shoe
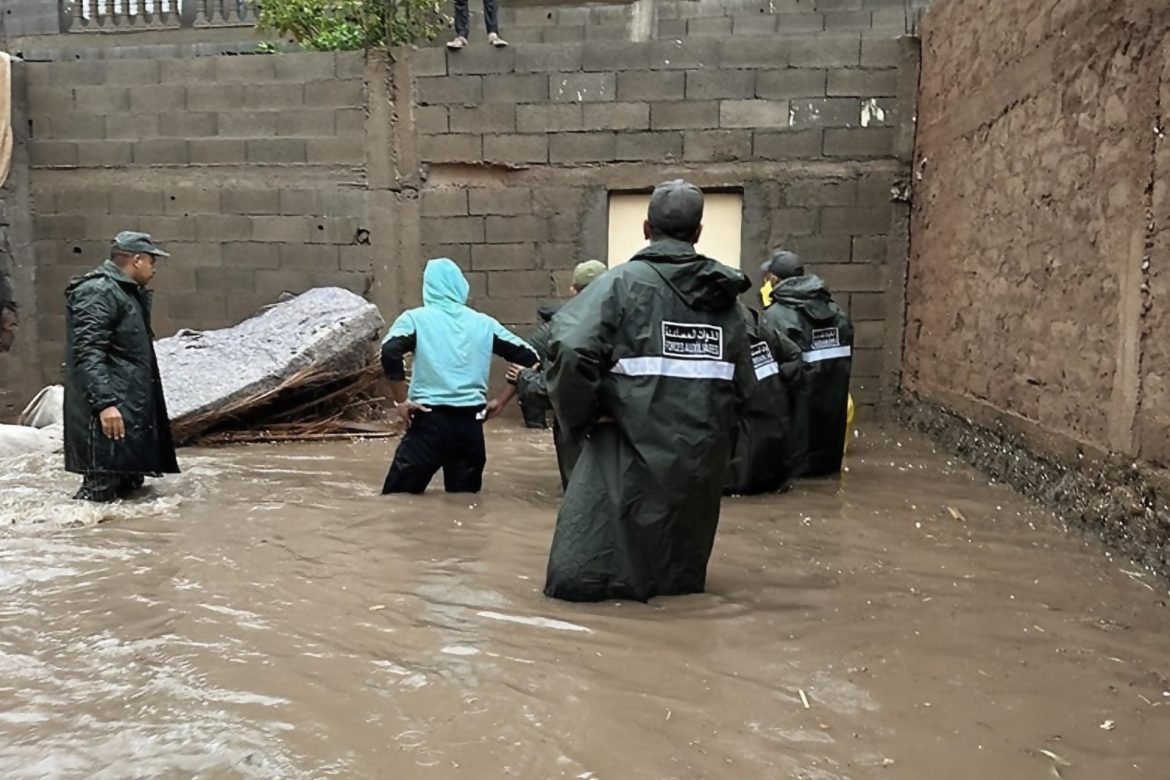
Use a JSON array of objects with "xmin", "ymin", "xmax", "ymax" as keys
[
  {"xmin": 116, "ymin": 475, "xmax": 146, "ymax": 499},
  {"xmin": 73, "ymin": 483, "xmax": 117, "ymax": 503}
]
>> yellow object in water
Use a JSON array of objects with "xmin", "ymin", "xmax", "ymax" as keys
[
  {"xmin": 844, "ymin": 393, "xmax": 855, "ymax": 454},
  {"xmin": 760, "ymin": 279, "xmax": 773, "ymax": 308}
]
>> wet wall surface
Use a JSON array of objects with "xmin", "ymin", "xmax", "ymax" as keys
[{"xmin": 1, "ymin": 426, "xmax": 1168, "ymax": 779}]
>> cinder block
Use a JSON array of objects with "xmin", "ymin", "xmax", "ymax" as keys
[
  {"xmin": 827, "ymin": 68, "xmax": 898, "ymax": 97},
  {"xmin": 817, "ymin": 0, "xmax": 863, "ymax": 10},
  {"xmin": 419, "ymin": 134, "xmax": 483, "ymax": 162},
  {"xmin": 483, "ymin": 74, "xmax": 548, "ymax": 103},
  {"xmin": 487, "ymin": 269, "xmax": 552, "ymax": 297},
  {"xmin": 78, "ymin": 141, "xmax": 133, "ymax": 167},
  {"xmin": 823, "ymin": 10, "xmax": 873, "ymax": 29},
  {"xmin": 223, "ymin": 189, "xmax": 281, "ymax": 215},
  {"xmin": 421, "ymin": 189, "xmax": 469, "ymax": 217},
  {"xmin": 584, "ymin": 102, "xmax": 651, "ymax": 131},
  {"xmin": 219, "ymin": 111, "xmax": 278, "ymax": 137},
  {"xmin": 789, "ymin": 98, "xmax": 860, "ymax": 127},
  {"xmin": 165, "ymin": 188, "xmax": 220, "ymax": 216},
  {"xmin": 817, "ymin": 263, "xmax": 883, "ymax": 293},
  {"xmin": 412, "ymin": 47, "xmax": 449, "ymax": 78},
  {"xmin": 247, "ymin": 139, "xmax": 308, "ymax": 164},
  {"xmin": 339, "ymin": 246, "xmax": 374, "ymax": 272},
  {"xmin": 44, "ymin": 113, "xmax": 105, "ymax": 140},
  {"xmin": 254, "ymin": 216, "xmax": 311, "ymax": 244},
  {"xmin": 107, "ymin": 189, "xmax": 165, "ymax": 216},
  {"xmin": 274, "ymin": 52, "xmax": 336, "ymax": 81},
  {"xmin": 783, "ymin": 177, "xmax": 858, "ymax": 205},
  {"xmin": 335, "ymin": 108, "xmax": 365, "ymax": 136},
  {"xmin": 256, "ymin": 269, "xmax": 312, "ymax": 295},
  {"xmin": 731, "ymin": 13, "xmax": 781, "ymax": 35},
  {"xmin": 306, "ymin": 138, "xmax": 365, "ymax": 165},
  {"xmin": 853, "ymin": 320, "xmax": 885, "ymax": 349},
  {"xmin": 216, "ymin": 54, "xmax": 278, "ymax": 82},
  {"xmin": 788, "ymin": 235, "xmax": 852, "ymax": 262},
  {"xmin": 540, "ymin": 25, "xmax": 586, "ymax": 43},
  {"xmin": 483, "ymin": 134, "xmax": 548, "ymax": 164},
  {"xmin": 143, "ymin": 218, "xmax": 199, "ymax": 243},
  {"xmin": 581, "ymin": 41, "xmax": 655, "ymax": 72},
  {"xmin": 277, "ymin": 109, "xmax": 337, "ymax": 137},
  {"xmin": 651, "ymin": 101, "xmax": 720, "ymax": 130},
  {"xmin": 769, "ymin": 207, "xmax": 818, "ymax": 236},
  {"xmin": 757, "ymin": 69, "xmax": 827, "ymax": 99},
  {"xmin": 159, "ymin": 57, "xmax": 217, "ymax": 83},
  {"xmin": 718, "ymin": 38, "xmax": 790, "ymax": 69},
  {"xmin": 823, "ymin": 127, "xmax": 894, "ymax": 157},
  {"xmin": 58, "ymin": 186, "xmax": 108, "ymax": 215},
  {"xmin": 74, "ymin": 86, "xmax": 130, "ymax": 113},
  {"xmin": 448, "ymin": 47, "xmax": 516, "ymax": 76},
  {"xmin": 477, "ymin": 296, "xmax": 540, "ymax": 325},
  {"xmin": 303, "ymin": 79, "xmax": 365, "ymax": 108},
  {"xmin": 754, "ymin": 129, "xmax": 825, "ymax": 159},
  {"xmin": 851, "ymin": 235, "xmax": 888, "ymax": 262},
  {"xmin": 857, "ymin": 171, "xmax": 895, "ymax": 204},
  {"xmin": 687, "ymin": 17, "xmax": 732, "ymax": 36},
  {"xmin": 469, "ymin": 188, "xmax": 532, "ymax": 216},
  {"xmin": 279, "ymin": 189, "xmax": 320, "ymax": 215},
  {"xmin": 861, "ymin": 37, "xmax": 902, "ymax": 67},
  {"xmin": 279, "ymin": 243, "xmax": 340, "ymax": 269},
  {"xmin": 776, "ymin": 12, "xmax": 829, "ymax": 32},
  {"xmin": 421, "ymin": 216, "xmax": 484, "ymax": 243},
  {"xmin": 422, "ymin": 244, "xmax": 473, "ymax": 268},
  {"xmin": 550, "ymin": 72, "xmax": 616, "ymax": 103},
  {"xmin": 683, "ymin": 129, "xmax": 752, "ymax": 162},
  {"xmin": 616, "ymin": 131, "xmax": 683, "ymax": 161},
  {"xmin": 486, "ymin": 215, "xmax": 547, "ymax": 244},
  {"xmin": 128, "ymin": 84, "xmax": 186, "ymax": 113},
  {"xmin": 27, "ymin": 86, "xmax": 74, "ymax": 115},
  {"xmin": 417, "ymin": 76, "xmax": 482, "ymax": 106},
  {"xmin": 196, "ymin": 215, "xmax": 252, "ymax": 242},
  {"xmin": 549, "ymin": 132, "xmax": 617, "ymax": 163},
  {"xmin": 513, "ymin": 44, "xmax": 584, "ymax": 74},
  {"xmin": 336, "ymin": 52, "xmax": 366, "ymax": 78},
  {"xmin": 471, "ymin": 242, "xmax": 538, "ymax": 270},
  {"xmin": 848, "ymin": 290, "xmax": 885, "ymax": 320},
  {"xmin": 415, "ymin": 105, "xmax": 449, "ymax": 134},
  {"xmin": 584, "ymin": 25, "xmax": 629, "ymax": 42},
  {"xmin": 790, "ymin": 34, "xmax": 861, "ymax": 67},
  {"xmin": 658, "ymin": 19, "xmax": 686, "ymax": 38},
  {"xmin": 159, "ymin": 112, "xmax": 217, "ymax": 138},
  {"xmin": 822, "ymin": 206, "xmax": 891, "ymax": 234},
  {"xmin": 517, "ymin": 103, "xmax": 582, "ymax": 132},
  {"xmin": 451, "ymin": 104, "xmax": 517, "ymax": 134},
  {"xmin": 104, "ymin": 59, "xmax": 162, "ymax": 85},
  {"xmin": 650, "ymin": 39, "xmax": 719, "ymax": 71},
  {"xmin": 186, "ymin": 83, "xmax": 245, "ymax": 112},
  {"xmin": 132, "ymin": 140, "xmax": 189, "ymax": 166},
  {"xmin": 617, "ymin": 70, "xmax": 686, "ymax": 102},
  {"xmin": 720, "ymin": 99, "xmax": 790, "ymax": 129},
  {"xmin": 686, "ymin": 70, "xmax": 756, "ymax": 100},
  {"xmin": 48, "ymin": 60, "xmax": 107, "ymax": 87},
  {"xmin": 245, "ymin": 83, "xmax": 304, "ymax": 109},
  {"xmin": 224, "ymin": 242, "xmax": 281, "ymax": 269},
  {"xmin": 317, "ymin": 189, "xmax": 366, "ymax": 217},
  {"xmin": 310, "ymin": 217, "xmax": 363, "ymax": 245},
  {"xmin": 189, "ymin": 139, "xmax": 247, "ymax": 165},
  {"xmin": 34, "ymin": 214, "xmax": 85, "ymax": 239}
]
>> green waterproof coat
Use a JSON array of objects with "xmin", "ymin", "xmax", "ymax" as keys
[
  {"xmin": 544, "ymin": 239, "xmax": 753, "ymax": 603},
  {"xmin": 763, "ymin": 275, "xmax": 853, "ymax": 476},
  {"xmin": 63, "ymin": 261, "xmax": 179, "ymax": 477},
  {"xmin": 516, "ymin": 303, "xmax": 582, "ymax": 489},
  {"xmin": 724, "ymin": 304, "xmax": 804, "ymax": 495}
]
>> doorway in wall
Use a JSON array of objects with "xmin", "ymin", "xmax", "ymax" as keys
[{"xmin": 606, "ymin": 191, "xmax": 744, "ymax": 269}]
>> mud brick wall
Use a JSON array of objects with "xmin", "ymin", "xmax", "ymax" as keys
[
  {"xmin": 908, "ymin": 0, "xmax": 1170, "ymax": 461},
  {"xmin": 407, "ymin": 38, "xmax": 911, "ymax": 409},
  {"xmin": 23, "ymin": 51, "xmax": 371, "ymax": 386}
]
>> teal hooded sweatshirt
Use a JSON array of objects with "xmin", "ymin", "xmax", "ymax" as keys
[{"xmin": 381, "ymin": 258, "xmax": 538, "ymax": 408}]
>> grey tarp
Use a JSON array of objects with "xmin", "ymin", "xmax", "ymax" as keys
[{"xmin": 544, "ymin": 239, "xmax": 753, "ymax": 603}]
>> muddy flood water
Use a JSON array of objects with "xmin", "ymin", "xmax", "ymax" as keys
[{"xmin": 1, "ymin": 426, "xmax": 1168, "ymax": 780}]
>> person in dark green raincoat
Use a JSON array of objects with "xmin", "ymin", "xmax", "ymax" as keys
[
  {"xmin": 506, "ymin": 258, "xmax": 608, "ymax": 490},
  {"xmin": 760, "ymin": 249, "xmax": 854, "ymax": 477},
  {"xmin": 543, "ymin": 180, "xmax": 754, "ymax": 603},
  {"xmin": 724, "ymin": 302, "xmax": 804, "ymax": 495},
  {"xmin": 64, "ymin": 232, "xmax": 179, "ymax": 502}
]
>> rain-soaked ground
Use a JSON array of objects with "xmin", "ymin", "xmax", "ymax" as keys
[{"xmin": 0, "ymin": 425, "xmax": 1168, "ymax": 780}]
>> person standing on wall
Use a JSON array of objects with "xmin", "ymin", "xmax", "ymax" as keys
[
  {"xmin": 505, "ymin": 258, "xmax": 608, "ymax": 489},
  {"xmin": 380, "ymin": 257, "xmax": 538, "ymax": 495},
  {"xmin": 760, "ymin": 249, "xmax": 854, "ymax": 477},
  {"xmin": 447, "ymin": 0, "xmax": 508, "ymax": 50},
  {"xmin": 63, "ymin": 231, "xmax": 179, "ymax": 502},
  {"xmin": 542, "ymin": 180, "xmax": 755, "ymax": 603}
]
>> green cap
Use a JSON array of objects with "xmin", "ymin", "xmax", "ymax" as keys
[
  {"xmin": 113, "ymin": 231, "xmax": 170, "ymax": 257},
  {"xmin": 572, "ymin": 259, "xmax": 607, "ymax": 290}
]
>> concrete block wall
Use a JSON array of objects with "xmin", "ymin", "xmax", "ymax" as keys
[
  {"xmin": 23, "ymin": 51, "xmax": 371, "ymax": 383},
  {"xmin": 409, "ymin": 38, "xmax": 908, "ymax": 408}
]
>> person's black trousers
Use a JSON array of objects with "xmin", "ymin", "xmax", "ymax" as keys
[
  {"xmin": 382, "ymin": 407, "xmax": 487, "ymax": 494},
  {"xmin": 453, "ymin": 0, "xmax": 498, "ymax": 37}
]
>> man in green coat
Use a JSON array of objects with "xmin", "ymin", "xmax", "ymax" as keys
[
  {"xmin": 543, "ymin": 180, "xmax": 754, "ymax": 603},
  {"xmin": 64, "ymin": 232, "xmax": 179, "ymax": 502},
  {"xmin": 761, "ymin": 249, "xmax": 854, "ymax": 477},
  {"xmin": 724, "ymin": 302, "xmax": 804, "ymax": 495},
  {"xmin": 506, "ymin": 258, "xmax": 608, "ymax": 489}
]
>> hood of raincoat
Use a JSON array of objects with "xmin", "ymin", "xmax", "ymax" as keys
[
  {"xmin": 631, "ymin": 239, "xmax": 750, "ymax": 311},
  {"xmin": 537, "ymin": 303, "xmax": 561, "ymax": 322},
  {"xmin": 422, "ymin": 258, "xmax": 469, "ymax": 308},
  {"xmin": 771, "ymin": 274, "xmax": 837, "ymax": 321}
]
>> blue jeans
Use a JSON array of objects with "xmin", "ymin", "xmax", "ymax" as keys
[{"xmin": 453, "ymin": 0, "xmax": 498, "ymax": 37}]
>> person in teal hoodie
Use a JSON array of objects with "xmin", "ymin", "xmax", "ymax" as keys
[{"xmin": 380, "ymin": 258, "xmax": 539, "ymax": 494}]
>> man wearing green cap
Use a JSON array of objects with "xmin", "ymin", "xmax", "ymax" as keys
[
  {"xmin": 504, "ymin": 258, "xmax": 607, "ymax": 488},
  {"xmin": 63, "ymin": 231, "xmax": 179, "ymax": 502}
]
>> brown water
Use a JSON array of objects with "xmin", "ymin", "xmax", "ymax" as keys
[{"xmin": 1, "ymin": 426, "xmax": 1168, "ymax": 780}]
